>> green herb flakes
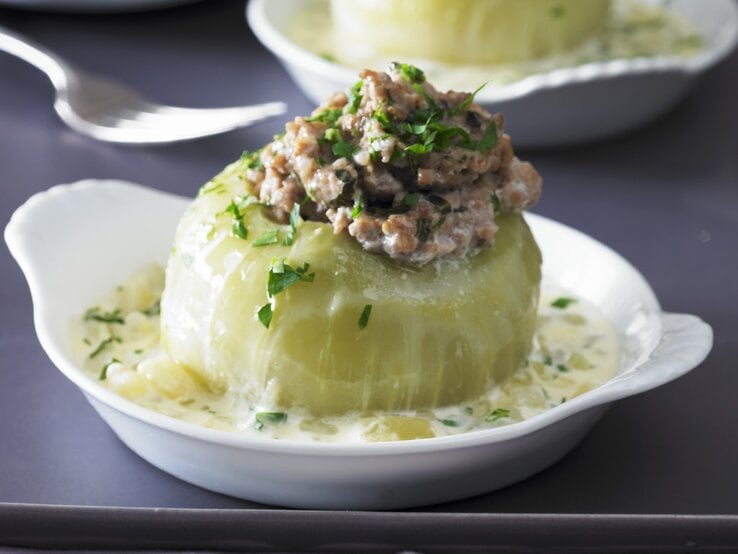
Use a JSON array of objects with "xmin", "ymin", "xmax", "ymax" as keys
[
  {"xmin": 253, "ymin": 229, "xmax": 280, "ymax": 247},
  {"xmin": 332, "ymin": 140, "xmax": 356, "ymax": 160},
  {"xmin": 358, "ymin": 304, "xmax": 372, "ymax": 329},
  {"xmin": 471, "ymin": 121, "xmax": 498, "ymax": 152},
  {"xmin": 257, "ymin": 302, "xmax": 274, "ymax": 329},
  {"xmin": 449, "ymin": 81, "xmax": 488, "ymax": 116},
  {"xmin": 240, "ymin": 149, "xmax": 264, "ymax": 170},
  {"xmin": 282, "ymin": 202, "xmax": 301, "ymax": 246},
  {"xmin": 402, "ymin": 193, "xmax": 419, "ymax": 207},
  {"xmin": 142, "ymin": 300, "xmax": 161, "ymax": 317},
  {"xmin": 232, "ymin": 218, "xmax": 248, "ymax": 239},
  {"xmin": 551, "ymin": 297, "xmax": 577, "ymax": 309},
  {"xmin": 306, "ymin": 108, "xmax": 342, "ymax": 126},
  {"xmin": 347, "ymin": 80, "xmax": 363, "ymax": 114},
  {"xmin": 396, "ymin": 62, "xmax": 425, "ymax": 84},
  {"xmin": 267, "ymin": 260, "xmax": 315, "ymax": 297},
  {"xmin": 486, "ymin": 408, "xmax": 511, "ymax": 423},
  {"xmin": 259, "ymin": 259, "xmax": 316, "ymax": 329},
  {"xmin": 352, "ymin": 193, "xmax": 364, "ymax": 218},
  {"xmin": 84, "ymin": 307, "xmax": 125, "ymax": 325},
  {"xmin": 89, "ymin": 336, "xmax": 121, "ymax": 359},
  {"xmin": 490, "ymin": 192, "xmax": 502, "ymax": 215},
  {"xmin": 254, "ymin": 411, "xmax": 288, "ymax": 430},
  {"xmin": 99, "ymin": 358, "xmax": 120, "ymax": 381}
]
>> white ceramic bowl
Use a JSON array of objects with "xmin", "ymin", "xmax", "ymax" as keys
[
  {"xmin": 5, "ymin": 180, "xmax": 712, "ymax": 509},
  {"xmin": 247, "ymin": 0, "xmax": 738, "ymax": 148}
]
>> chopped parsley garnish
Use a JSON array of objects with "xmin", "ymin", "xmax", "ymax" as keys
[
  {"xmin": 490, "ymin": 192, "xmax": 502, "ymax": 215},
  {"xmin": 224, "ymin": 194, "xmax": 263, "ymax": 242},
  {"xmin": 89, "ymin": 336, "xmax": 121, "ymax": 359},
  {"xmin": 142, "ymin": 300, "xmax": 161, "ymax": 317},
  {"xmin": 323, "ymin": 127, "xmax": 340, "ymax": 142},
  {"xmin": 396, "ymin": 62, "xmax": 425, "ymax": 84},
  {"xmin": 306, "ymin": 108, "xmax": 342, "ymax": 126},
  {"xmin": 254, "ymin": 411, "xmax": 288, "ymax": 430},
  {"xmin": 257, "ymin": 303, "xmax": 273, "ymax": 329},
  {"xmin": 551, "ymin": 297, "xmax": 577, "ymax": 309},
  {"xmin": 267, "ymin": 260, "xmax": 315, "ymax": 297},
  {"xmin": 282, "ymin": 202, "xmax": 301, "ymax": 246},
  {"xmin": 358, "ymin": 304, "xmax": 372, "ymax": 329},
  {"xmin": 543, "ymin": 355, "xmax": 553, "ymax": 366},
  {"xmin": 253, "ymin": 229, "xmax": 280, "ymax": 247},
  {"xmin": 485, "ymin": 408, "xmax": 511, "ymax": 423},
  {"xmin": 84, "ymin": 307, "xmax": 125, "ymax": 325},
  {"xmin": 319, "ymin": 124, "xmax": 357, "ymax": 161},
  {"xmin": 556, "ymin": 364, "xmax": 570, "ymax": 373},
  {"xmin": 332, "ymin": 140, "xmax": 357, "ymax": 160},
  {"xmin": 232, "ymin": 217, "xmax": 248, "ymax": 239},
  {"xmin": 439, "ymin": 418, "xmax": 460, "ymax": 427},
  {"xmin": 412, "ymin": 82, "xmax": 437, "ymax": 110},
  {"xmin": 258, "ymin": 259, "xmax": 316, "ymax": 329},
  {"xmin": 402, "ymin": 193, "xmax": 419, "ymax": 207},
  {"xmin": 352, "ymin": 193, "xmax": 364, "ymax": 218},
  {"xmin": 226, "ymin": 199, "xmax": 248, "ymax": 240},
  {"xmin": 373, "ymin": 106, "xmax": 394, "ymax": 132},
  {"xmin": 471, "ymin": 121, "xmax": 498, "ymax": 152},
  {"xmin": 240, "ymin": 149, "xmax": 264, "ymax": 170},
  {"xmin": 99, "ymin": 358, "xmax": 120, "ymax": 381},
  {"xmin": 449, "ymin": 82, "xmax": 488, "ymax": 116},
  {"xmin": 347, "ymin": 80, "xmax": 363, "ymax": 114}
]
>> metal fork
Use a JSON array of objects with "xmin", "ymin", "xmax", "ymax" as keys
[{"xmin": 0, "ymin": 25, "xmax": 286, "ymax": 144}]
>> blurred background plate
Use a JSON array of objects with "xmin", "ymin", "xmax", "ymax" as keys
[
  {"xmin": 0, "ymin": 0, "xmax": 201, "ymax": 12},
  {"xmin": 247, "ymin": 0, "xmax": 738, "ymax": 148}
]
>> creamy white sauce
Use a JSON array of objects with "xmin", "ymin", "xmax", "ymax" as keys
[
  {"xmin": 72, "ymin": 265, "xmax": 619, "ymax": 443},
  {"xmin": 289, "ymin": 0, "xmax": 703, "ymax": 91}
]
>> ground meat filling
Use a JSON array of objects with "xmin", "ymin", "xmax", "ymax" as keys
[{"xmin": 245, "ymin": 63, "xmax": 541, "ymax": 265}]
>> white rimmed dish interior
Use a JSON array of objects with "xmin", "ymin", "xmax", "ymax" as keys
[
  {"xmin": 246, "ymin": 0, "xmax": 738, "ymax": 148},
  {"xmin": 4, "ymin": 180, "xmax": 713, "ymax": 509}
]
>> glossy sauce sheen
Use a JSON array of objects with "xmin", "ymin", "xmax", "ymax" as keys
[{"xmin": 72, "ymin": 265, "xmax": 619, "ymax": 443}]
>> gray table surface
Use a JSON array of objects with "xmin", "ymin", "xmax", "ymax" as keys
[{"xmin": 0, "ymin": 0, "xmax": 737, "ymax": 550}]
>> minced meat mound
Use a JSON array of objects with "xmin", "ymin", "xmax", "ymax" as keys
[{"xmin": 243, "ymin": 63, "xmax": 541, "ymax": 265}]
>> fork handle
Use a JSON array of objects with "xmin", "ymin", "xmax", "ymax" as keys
[{"xmin": 0, "ymin": 25, "xmax": 71, "ymax": 89}]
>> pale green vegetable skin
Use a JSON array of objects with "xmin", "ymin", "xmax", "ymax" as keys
[{"xmin": 162, "ymin": 162, "xmax": 542, "ymax": 416}]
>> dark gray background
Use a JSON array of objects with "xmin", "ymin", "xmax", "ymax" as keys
[{"xmin": 0, "ymin": 0, "xmax": 737, "ymax": 548}]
